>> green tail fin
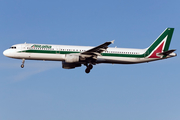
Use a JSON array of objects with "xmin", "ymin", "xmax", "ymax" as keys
[{"xmin": 145, "ymin": 28, "xmax": 174, "ymax": 58}]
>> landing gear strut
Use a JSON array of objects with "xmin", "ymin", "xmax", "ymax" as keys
[
  {"xmin": 85, "ymin": 64, "xmax": 93, "ymax": 73},
  {"xmin": 21, "ymin": 59, "xmax": 25, "ymax": 68}
]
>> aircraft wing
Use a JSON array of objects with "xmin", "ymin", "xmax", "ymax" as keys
[{"xmin": 81, "ymin": 40, "xmax": 114, "ymax": 56}]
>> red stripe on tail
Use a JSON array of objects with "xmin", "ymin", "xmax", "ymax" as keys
[{"xmin": 148, "ymin": 41, "xmax": 165, "ymax": 58}]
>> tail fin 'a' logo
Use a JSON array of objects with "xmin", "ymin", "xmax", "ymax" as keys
[{"xmin": 144, "ymin": 28, "xmax": 174, "ymax": 58}]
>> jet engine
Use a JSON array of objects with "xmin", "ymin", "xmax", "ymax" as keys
[
  {"xmin": 65, "ymin": 54, "xmax": 80, "ymax": 63},
  {"xmin": 62, "ymin": 61, "xmax": 81, "ymax": 69}
]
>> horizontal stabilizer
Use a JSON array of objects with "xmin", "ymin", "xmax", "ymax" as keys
[{"xmin": 158, "ymin": 49, "xmax": 176, "ymax": 56}]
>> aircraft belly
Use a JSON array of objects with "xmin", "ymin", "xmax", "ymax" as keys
[{"xmin": 31, "ymin": 53, "xmax": 65, "ymax": 61}]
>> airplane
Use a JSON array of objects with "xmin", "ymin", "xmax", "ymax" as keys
[{"xmin": 3, "ymin": 28, "xmax": 177, "ymax": 73}]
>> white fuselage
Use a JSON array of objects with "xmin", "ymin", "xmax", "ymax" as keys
[
  {"xmin": 3, "ymin": 28, "xmax": 177, "ymax": 73},
  {"xmin": 3, "ymin": 43, "xmax": 176, "ymax": 64}
]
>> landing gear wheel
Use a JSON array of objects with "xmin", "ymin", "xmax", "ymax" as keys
[
  {"xmin": 88, "ymin": 64, "xmax": 93, "ymax": 69},
  {"xmin": 85, "ymin": 68, "xmax": 90, "ymax": 73},
  {"xmin": 84, "ymin": 63, "xmax": 94, "ymax": 73},
  {"xmin": 21, "ymin": 59, "xmax": 25, "ymax": 68},
  {"xmin": 21, "ymin": 64, "xmax": 24, "ymax": 68}
]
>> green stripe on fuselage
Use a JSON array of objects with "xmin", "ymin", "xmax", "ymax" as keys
[
  {"xmin": 101, "ymin": 53, "xmax": 144, "ymax": 58},
  {"xmin": 19, "ymin": 50, "xmax": 79, "ymax": 54},
  {"xmin": 19, "ymin": 50, "xmax": 144, "ymax": 58}
]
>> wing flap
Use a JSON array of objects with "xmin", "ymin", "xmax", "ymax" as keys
[{"xmin": 81, "ymin": 40, "xmax": 114, "ymax": 55}]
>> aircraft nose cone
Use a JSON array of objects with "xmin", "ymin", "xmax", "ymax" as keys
[
  {"xmin": 3, "ymin": 49, "xmax": 13, "ymax": 57},
  {"xmin": 3, "ymin": 49, "xmax": 15, "ymax": 58},
  {"xmin": 3, "ymin": 50, "xmax": 8, "ymax": 56}
]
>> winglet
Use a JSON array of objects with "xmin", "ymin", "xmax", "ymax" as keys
[{"xmin": 111, "ymin": 40, "xmax": 115, "ymax": 44}]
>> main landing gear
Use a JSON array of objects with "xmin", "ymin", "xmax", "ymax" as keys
[
  {"xmin": 85, "ymin": 63, "xmax": 93, "ymax": 73},
  {"xmin": 21, "ymin": 59, "xmax": 25, "ymax": 68}
]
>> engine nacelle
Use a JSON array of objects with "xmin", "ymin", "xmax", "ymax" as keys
[
  {"xmin": 62, "ymin": 61, "xmax": 81, "ymax": 69},
  {"xmin": 65, "ymin": 54, "xmax": 80, "ymax": 63}
]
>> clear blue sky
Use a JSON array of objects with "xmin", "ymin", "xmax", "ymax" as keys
[{"xmin": 0, "ymin": 0, "xmax": 180, "ymax": 120}]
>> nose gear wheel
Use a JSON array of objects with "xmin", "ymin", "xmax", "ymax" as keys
[{"xmin": 21, "ymin": 59, "xmax": 25, "ymax": 68}]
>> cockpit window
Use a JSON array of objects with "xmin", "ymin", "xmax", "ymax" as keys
[{"xmin": 10, "ymin": 47, "xmax": 16, "ymax": 49}]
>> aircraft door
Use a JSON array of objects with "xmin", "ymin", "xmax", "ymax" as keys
[{"xmin": 56, "ymin": 48, "xmax": 61, "ymax": 54}]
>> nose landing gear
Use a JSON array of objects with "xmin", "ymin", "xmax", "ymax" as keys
[
  {"xmin": 85, "ymin": 64, "xmax": 93, "ymax": 73},
  {"xmin": 21, "ymin": 59, "xmax": 25, "ymax": 68}
]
